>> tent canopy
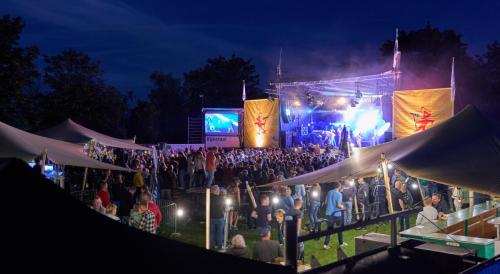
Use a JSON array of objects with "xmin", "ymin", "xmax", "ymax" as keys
[
  {"xmin": 0, "ymin": 121, "xmax": 133, "ymax": 172},
  {"xmin": 264, "ymin": 105, "xmax": 500, "ymax": 196},
  {"xmin": 39, "ymin": 118, "xmax": 151, "ymax": 151}
]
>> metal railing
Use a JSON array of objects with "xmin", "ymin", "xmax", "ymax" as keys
[
  {"xmin": 70, "ymin": 190, "xmax": 95, "ymax": 205},
  {"xmin": 285, "ymin": 207, "xmax": 421, "ymax": 273},
  {"xmin": 159, "ymin": 200, "xmax": 179, "ymax": 236}
]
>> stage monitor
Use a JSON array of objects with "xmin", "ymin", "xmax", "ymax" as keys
[{"xmin": 204, "ymin": 112, "xmax": 239, "ymax": 136}]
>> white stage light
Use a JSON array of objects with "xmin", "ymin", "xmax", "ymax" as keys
[
  {"xmin": 337, "ymin": 97, "xmax": 346, "ymax": 105},
  {"xmin": 177, "ymin": 208, "xmax": 184, "ymax": 217},
  {"xmin": 272, "ymin": 196, "xmax": 280, "ymax": 205}
]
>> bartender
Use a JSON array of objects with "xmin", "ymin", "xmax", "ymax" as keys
[{"xmin": 431, "ymin": 193, "xmax": 449, "ymax": 220}]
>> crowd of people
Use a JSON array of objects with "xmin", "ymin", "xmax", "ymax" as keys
[{"xmin": 60, "ymin": 144, "xmax": 494, "ymax": 264}]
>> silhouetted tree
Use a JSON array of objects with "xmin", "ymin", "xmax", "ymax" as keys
[
  {"xmin": 40, "ymin": 49, "xmax": 129, "ymax": 137},
  {"xmin": 183, "ymin": 55, "xmax": 262, "ymax": 115},
  {"xmin": 148, "ymin": 72, "xmax": 186, "ymax": 142},
  {"xmin": 128, "ymin": 100, "xmax": 158, "ymax": 144},
  {"xmin": 0, "ymin": 15, "xmax": 40, "ymax": 129},
  {"xmin": 379, "ymin": 22, "xmax": 481, "ymax": 113}
]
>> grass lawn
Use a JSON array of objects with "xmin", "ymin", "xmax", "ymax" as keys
[{"xmin": 159, "ymin": 210, "xmax": 417, "ymax": 266}]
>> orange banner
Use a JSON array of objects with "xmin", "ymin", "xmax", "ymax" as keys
[
  {"xmin": 393, "ymin": 88, "xmax": 453, "ymax": 138},
  {"xmin": 244, "ymin": 99, "xmax": 279, "ymax": 148}
]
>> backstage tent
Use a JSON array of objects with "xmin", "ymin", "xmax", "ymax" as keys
[
  {"xmin": 39, "ymin": 118, "xmax": 151, "ymax": 151},
  {"xmin": 0, "ymin": 121, "xmax": 132, "ymax": 172},
  {"xmin": 264, "ymin": 105, "xmax": 500, "ymax": 196}
]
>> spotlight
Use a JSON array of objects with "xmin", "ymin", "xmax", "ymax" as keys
[
  {"xmin": 225, "ymin": 198, "xmax": 232, "ymax": 206},
  {"xmin": 272, "ymin": 196, "xmax": 280, "ymax": 205},
  {"xmin": 411, "ymin": 183, "xmax": 418, "ymax": 190},
  {"xmin": 377, "ymin": 168, "xmax": 382, "ymax": 173},
  {"xmin": 387, "ymin": 163, "xmax": 393, "ymax": 169},
  {"xmin": 312, "ymin": 191, "xmax": 319, "ymax": 198},
  {"xmin": 337, "ymin": 97, "xmax": 347, "ymax": 105},
  {"xmin": 176, "ymin": 208, "xmax": 184, "ymax": 217},
  {"xmin": 293, "ymin": 100, "xmax": 301, "ymax": 107},
  {"xmin": 349, "ymin": 180, "xmax": 355, "ymax": 186}
]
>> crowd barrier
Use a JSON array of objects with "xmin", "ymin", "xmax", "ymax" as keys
[
  {"xmin": 159, "ymin": 200, "xmax": 178, "ymax": 233},
  {"xmin": 70, "ymin": 189, "xmax": 95, "ymax": 205}
]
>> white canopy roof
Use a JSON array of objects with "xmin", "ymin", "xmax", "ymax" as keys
[
  {"xmin": 0, "ymin": 121, "xmax": 133, "ymax": 172},
  {"xmin": 39, "ymin": 118, "xmax": 151, "ymax": 151}
]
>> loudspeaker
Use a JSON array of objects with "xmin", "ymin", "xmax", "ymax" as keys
[{"xmin": 281, "ymin": 107, "xmax": 290, "ymax": 124}]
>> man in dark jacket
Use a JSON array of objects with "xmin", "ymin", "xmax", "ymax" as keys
[
  {"xmin": 210, "ymin": 185, "xmax": 226, "ymax": 250},
  {"xmin": 253, "ymin": 226, "xmax": 283, "ymax": 263}
]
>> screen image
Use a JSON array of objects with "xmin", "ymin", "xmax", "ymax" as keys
[{"xmin": 205, "ymin": 112, "xmax": 239, "ymax": 135}]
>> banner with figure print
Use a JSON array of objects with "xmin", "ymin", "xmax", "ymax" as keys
[
  {"xmin": 393, "ymin": 88, "xmax": 453, "ymax": 138},
  {"xmin": 244, "ymin": 99, "xmax": 280, "ymax": 148}
]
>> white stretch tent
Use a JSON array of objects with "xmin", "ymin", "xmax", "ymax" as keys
[
  {"xmin": 39, "ymin": 118, "xmax": 151, "ymax": 151},
  {"xmin": 0, "ymin": 121, "xmax": 132, "ymax": 172},
  {"xmin": 261, "ymin": 106, "xmax": 500, "ymax": 196}
]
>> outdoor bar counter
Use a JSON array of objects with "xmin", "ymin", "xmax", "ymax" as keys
[{"xmin": 400, "ymin": 202, "xmax": 499, "ymax": 258}]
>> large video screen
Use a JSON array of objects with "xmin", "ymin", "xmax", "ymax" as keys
[{"xmin": 205, "ymin": 112, "xmax": 239, "ymax": 135}]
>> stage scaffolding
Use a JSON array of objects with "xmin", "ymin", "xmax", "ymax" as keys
[{"xmin": 268, "ymin": 29, "xmax": 402, "ymax": 147}]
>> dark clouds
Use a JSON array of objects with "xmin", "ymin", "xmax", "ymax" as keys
[{"xmin": 4, "ymin": 0, "xmax": 500, "ymax": 97}]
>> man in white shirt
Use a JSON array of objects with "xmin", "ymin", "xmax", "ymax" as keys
[{"xmin": 416, "ymin": 197, "xmax": 438, "ymax": 225}]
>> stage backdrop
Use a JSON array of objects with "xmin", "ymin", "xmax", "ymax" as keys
[
  {"xmin": 393, "ymin": 88, "xmax": 453, "ymax": 139},
  {"xmin": 244, "ymin": 99, "xmax": 280, "ymax": 148}
]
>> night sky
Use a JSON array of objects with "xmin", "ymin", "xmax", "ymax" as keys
[{"xmin": 5, "ymin": 0, "xmax": 500, "ymax": 98}]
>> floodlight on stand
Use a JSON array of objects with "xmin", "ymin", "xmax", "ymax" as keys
[
  {"xmin": 312, "ymin": 191, "xmax": 319, "ymax": 198},
  {"xmin": 387, "ymin": 163, "xmax": 393, "ymax": 169},
  {"xmin": 176, "ymin": 208, "xmax": 184, "ymax": 217},
  {"xmin": 411, "ymin": 183, "xmax": 418, "ymax": 190},
  {"xmin": 349, "ymin": 179, "xmax": 355, "ymax": 186},
  {"xmin": 225, "ymin": 198, "xmax": 232, "ymax": 206},
  {"xmin": 377, "ymin": 168, "xmax": 382, "ymax": 173},
  {"xmin": 272, "ymin": 196, "xmax": 280, "ymax": 205}
]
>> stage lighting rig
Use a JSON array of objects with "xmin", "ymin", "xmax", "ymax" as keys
[
  {"xmin": 355, "ymin": 89, "xmax": 362, "ymax": 99},
  {"xmin": 350, "ymin": 98, "xmax": 358, "ymax": 107}
]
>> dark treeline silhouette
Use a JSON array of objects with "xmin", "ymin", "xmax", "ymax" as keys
[{"xmin": 1, "ymin": 16, "xmax": 499, "ymax": 144}]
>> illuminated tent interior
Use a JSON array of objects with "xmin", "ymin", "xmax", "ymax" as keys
[
  {"xmin": 0, "ymin": 121, "xmax": 132, "ymax": 172},
  {"xmin": 38, "ymin": 118, "xmax": 151, "ymax": 151},
  {"xmin": 263, "ymin": 105, "xmax": 500, "ymax": 196}
]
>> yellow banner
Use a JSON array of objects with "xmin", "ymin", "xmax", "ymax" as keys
[
  {"xmin": 244, "ymin": 99, "xmax": 279, "ymax": 148},
  {"xmin": 393, "ymin": 88, "xmax": 453, "ymax": 138}
]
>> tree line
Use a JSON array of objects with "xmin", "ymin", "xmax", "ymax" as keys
[{"xmin": 1, "ymin": 16, "xmax": 498, "ymax": 144}]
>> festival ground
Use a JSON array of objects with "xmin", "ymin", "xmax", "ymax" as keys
[{"xmin": 158, "ymin": 204, "xmax": 417, "ymax": 265}]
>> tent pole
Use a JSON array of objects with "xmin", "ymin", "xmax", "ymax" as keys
[
  {"xmin": 469, "ymin": 191, "xmax": 474, "ymax": 208},
  {"xmin": 416, "ymin": 178, "xmax": 425, "ymax": 202},
  {"xmin": 353, "ymin": 193, "xmax": 360, "ymax": 221},
  {"xmin": 40, "ymin": 148, "xmax": 48, "ymax": 175},
  {"xmin": 205, "ymin": 188, "xmax": 210, "ymax": 250},
  {"xmin": 381, "ymin": 154, "xmax": 394, "ymax": 214},
  {"xmin": 246, "ymin": 182, "xmax": 257, "ymax": 209},
  {"xmin": 81, "ymin": 167, "xmax": 88, "ymax": 201}
]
